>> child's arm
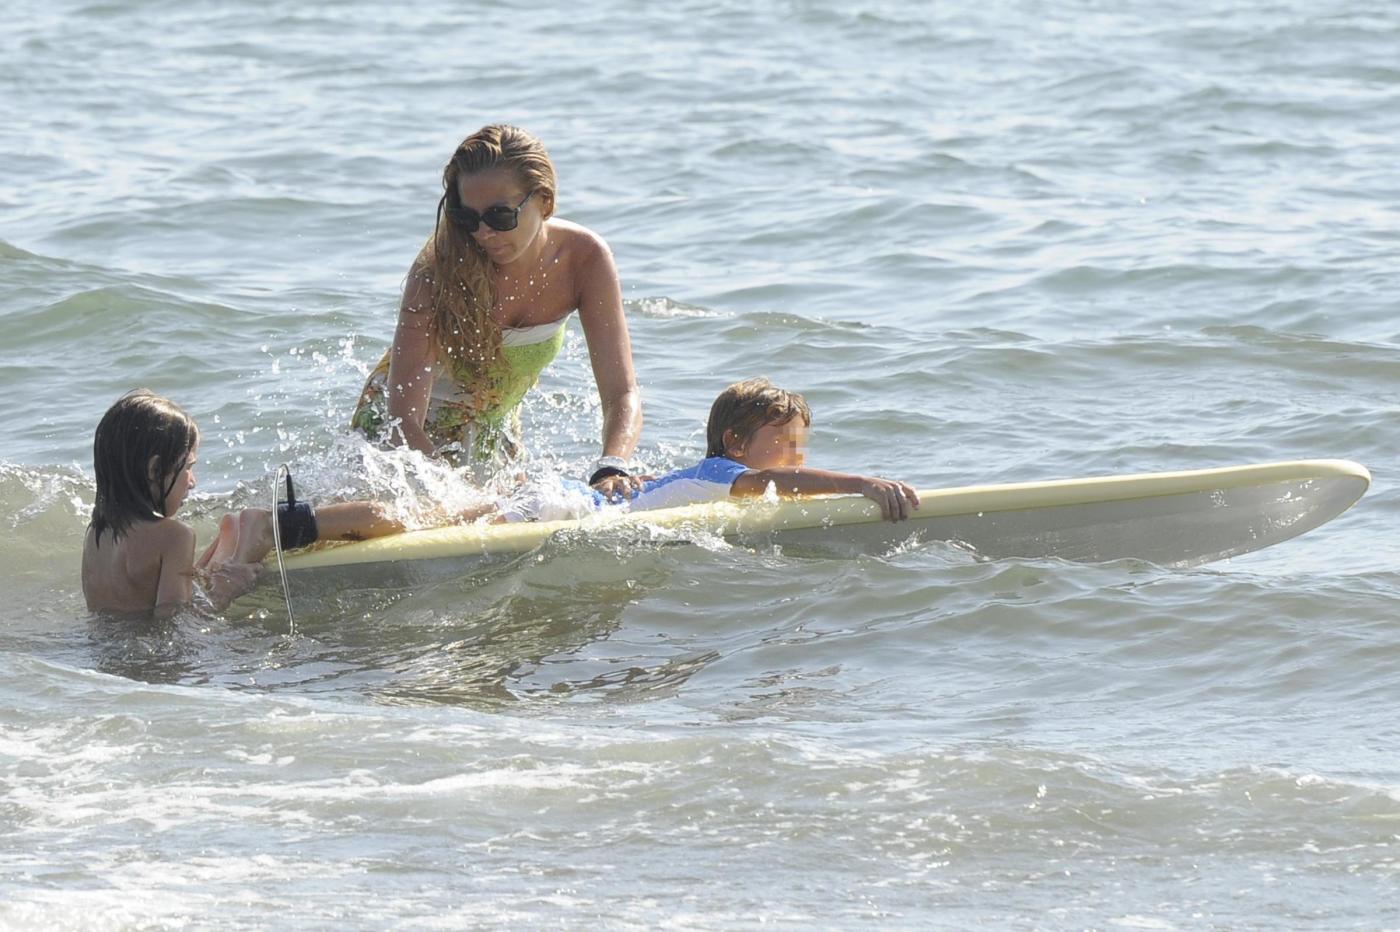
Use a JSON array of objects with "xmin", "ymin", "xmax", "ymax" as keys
[
  {"xmin": 151, "ymin": 520, "xmax": 259, "ymax": 617},
  {"xmin": 731, "ymin": 467, "xmax": 920, "ymax": 522},
  {"xmin": 152, "ymin": 522, "xmax": 198, "ymax": 619}
]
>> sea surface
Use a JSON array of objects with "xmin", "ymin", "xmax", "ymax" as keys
[{"xmin": 3, "ymin": 0, "xmax": 1399, "ymax": 928}]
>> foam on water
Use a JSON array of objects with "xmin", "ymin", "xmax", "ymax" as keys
[{"xmin": 5, "ymin": 652, "xmax": 1399, "ymax": 925}]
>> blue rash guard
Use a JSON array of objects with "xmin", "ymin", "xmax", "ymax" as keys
[
  {"xmin": 502, "ymin": 457, "xmax": 752, "ymax": 522},
  {"xmin": 617, "ymin": 457, "xmax": 752, "ymax": 511}
]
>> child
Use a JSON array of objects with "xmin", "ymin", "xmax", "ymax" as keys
[
  {"xmin": 81, "ymin": 390, "xmax": 405, "ymax": 618},
  {"xmin": 506, "ymin": 378, "xmax": 919, "ymax": 522}
]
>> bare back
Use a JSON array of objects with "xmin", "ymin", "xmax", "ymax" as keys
[{"xmin": 81, "ymin": 518, "xmax": 196, "ymax": 616}]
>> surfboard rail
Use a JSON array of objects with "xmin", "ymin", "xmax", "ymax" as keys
[{"xmin": 280, "ymin": 459, "xmax": 1370, "ymax": 571}]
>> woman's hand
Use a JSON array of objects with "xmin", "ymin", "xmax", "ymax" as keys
[{"xmin": 592, "ymin": 472, "xmax": 653, "ymax": 500}]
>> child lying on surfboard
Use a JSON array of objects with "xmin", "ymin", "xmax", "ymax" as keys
[
  {"xmin": 81, "ymin": 390, "xmax": 409, "ymax": 618},
  {"xmin": 502, "ymin": 377, "xmax": 920, "ymax": 523}
]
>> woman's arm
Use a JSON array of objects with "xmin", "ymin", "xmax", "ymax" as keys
[
  {"xmin": 574, "ymin": 233, "xmax": 644, "ymax": 487},
  {"xmin": 731, "ymin": 467, "xmax": 921, "ymax": 522},
  {"xmin": 384, "ymin": 262, "xmax": 440, "ymax": 456}
]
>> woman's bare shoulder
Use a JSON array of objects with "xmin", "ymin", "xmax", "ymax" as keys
[
  {"xmin": 399, "ymin": 242, "xmax": 438, "ymax": 318},
  {"xmin": 548, "ymin": 221, "xmax": 616, "ymax": 301},
  {"xmin": 408, "ymin": 238, "xmax": 437, "ymax": 275},
  {"xmin": 550, "ymin": 219, "xmax": 614, "ymax": 261}
]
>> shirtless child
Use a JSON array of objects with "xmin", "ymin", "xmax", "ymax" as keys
[{"xmin": 81, "ymin": 390, "xmax": 403, "ymax": 618}]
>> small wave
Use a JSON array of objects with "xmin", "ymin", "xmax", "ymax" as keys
[{"xmin": 627, "ymin": 296, "xmax": 725, "ymax": 319}]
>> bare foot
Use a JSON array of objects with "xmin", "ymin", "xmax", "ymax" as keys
[
  {"xmin": 230, "ymin": 508, "xmax": 275, "ymax": 564},
  {"xmin": 197, "ymin": 513, "xmax": 242, "ymax": 571}
]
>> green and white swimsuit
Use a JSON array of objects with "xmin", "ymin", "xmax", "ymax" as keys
[{"xmin": 351, "ymin": 319, "xmax": 567, "ymax": 467}]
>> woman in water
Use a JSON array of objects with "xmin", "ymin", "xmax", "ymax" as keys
[{"xmin": 353, "ymin": 124, "xmax": 644, "ymax": 495}]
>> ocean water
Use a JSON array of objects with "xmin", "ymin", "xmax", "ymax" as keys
[{"xmin": 3, "ymin": 0, "xmax": 1399, "ymax": 927}]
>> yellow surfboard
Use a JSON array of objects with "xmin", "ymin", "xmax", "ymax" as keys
[{"xmin": 280, "ymin": 459, "xmax": 1369, "ymax": 573}]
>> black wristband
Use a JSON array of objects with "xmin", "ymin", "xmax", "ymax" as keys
[{"xmin": 589, "ymin": 465, "xmax": 630, "ymax": 485}]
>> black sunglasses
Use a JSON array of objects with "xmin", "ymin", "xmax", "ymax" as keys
[{"xmin": 445, "ymin": 190, "xmax": 534, "ymax": 234}]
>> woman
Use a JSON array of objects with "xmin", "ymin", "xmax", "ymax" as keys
[{"xmin": 353, "ymin": 124, "xmax": 643, "ymax": 495}]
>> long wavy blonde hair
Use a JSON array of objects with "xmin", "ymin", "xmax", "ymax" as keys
[{"xmin": 424, "ymin": 124, "xmax": 557, "ymax": 377}]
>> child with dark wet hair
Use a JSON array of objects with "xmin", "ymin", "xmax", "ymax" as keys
[{"xmin": 81, "ymin": 390, "xmax": 403, "ymax": 618}]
